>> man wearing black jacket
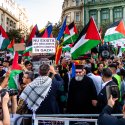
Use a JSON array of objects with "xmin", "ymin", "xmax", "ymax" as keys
[
  {"xmin": 98, "ymin": 95, "xmax": 125, "ymax": 125},
  {"xmin": 97, "ymin": 68, "xmax": 120, "ymax": 113}
]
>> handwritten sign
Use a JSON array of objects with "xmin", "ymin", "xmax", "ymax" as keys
[{"xmin": 32, "ymin": 38, "xmax": 55, "ymax": 53}]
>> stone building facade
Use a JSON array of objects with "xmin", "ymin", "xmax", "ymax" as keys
[
  {"xmin": 0, "ymin": 0, "xmax": 29, "ymax": 36},
  {"xmin": 62, "ymin": 0, "xmax": 125, "ymax": 28}
]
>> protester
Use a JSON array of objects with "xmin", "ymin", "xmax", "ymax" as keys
[
  {"xmin": 0, "ymin": 64, "xmax": 6, "ymax": 78},
  {"xmin": 17, "ymin": 71, "xmax": 34, "ymax": 114},
  {"xmin": 67, "ymin": 65, "xmax": 97, "ymax": 114},
  {"xmin": 120, "ymin": 69, "xmax": 125, "ymax": 106},
  {"xmin": 98, "ymin": 95, "xmax": 125, "ymax": 125},
  {"xmin": 20, "ymin": 71, "xmax": 34, "ymax": 92},
  {"xmin": 94, "ymin": 62, "xmax": 104, "ymax": 76},
  {"xmin": 96, "ymin": 68, "xmax": 120, "ymax": 113},
  {"xmin": 19, "ymin": 64, "xmax": 63, "ymax": 114},
  {"xmin": 19, "ymin": 61, "xmax": 33, "ymax": 86},
  {"xmin": 109, "ymin": 63, "xmax": 121, "ymax": 86},
  {"xmin": 85, "ymin": 66, "xmax": 102, "ymax": 95},
  {"xmin": 58, "ymin": 58, "xmax": 68, "ymax": 78},
  {"xmin": 2, "ymin": 60, "xmax": 10, "ymax": 72}
]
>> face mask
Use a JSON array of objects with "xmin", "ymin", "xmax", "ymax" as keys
[
  {"xmin": 93, "ymin": 55, "xmax": 98, "ymax": 59},
  {"xmin": 75, "ymin": 76, "xmax": 84, "ymax": 81}
]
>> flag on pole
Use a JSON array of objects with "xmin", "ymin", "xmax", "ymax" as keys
[
  {"xmin": 71, "ymin": 17, "xmax": 101, "ymax": 59},
  {"xmin": 62, "ymin": 43, "xmax": 73, "ymax": 52},
  {"xmin": 62, "ymin": 22, "xmax": 78, "ymax": 46},
  {"xmin": 55, "ymin": 17, "xmax": 67, "ymax": 65},
  {"xmin": 104, "ymin": 20, "xmax": 125, "ymax": 42},
  {"xmin": 55, "ymin": 45, "xmax": 62, "ymax": 65},
  {"xmin": 24, "ymin": 24, "xmax": 39, "ymax": 53},
  {"xmin": 8, "ymin": 52, "xmax": 22, "ymax": 90},
  {"xmin": 46, "ymin": 24, "xmax": 53, "ymax": 37},
  {"xmin": 0, "ymin": 25, "xmax": 10, "ymax": 50},
  {"xmin": 42, "ymin": 29, "xmax": 48, "ymax": 38},
  {"xmin": 57, "ymin": 17, "xmax": 67, "ymax": 42},
  {"xmin": 7, "ymin": 39, "xmax": 15, "ymax": 53}
]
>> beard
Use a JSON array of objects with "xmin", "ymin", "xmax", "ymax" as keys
[{"xmin": 75, "ymin": 76, "xmax": 84, "ymax": 81}]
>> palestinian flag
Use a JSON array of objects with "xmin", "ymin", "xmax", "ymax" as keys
[
  {"xmin": 24, "ymin": 24, "xmax": 39, "ymax": 53},
  {"xmin": 62, "ymin": 22, "xmax": 78, "ymax": 46},
  {"xmin": 8, "ymin": 52, "xmax": 22, "ymax": 90},
  {"xmin": 62, "ymin": 43, "xmax": 73, "ymax": 52},
  {"xmin": 0, "ymin": 25, "xmax": 10, "ymax": 50},
  {"xmin": 104, "ymin": 20, "xmax": 125, "ymax": 42},
  {"xmin": 38, "ymin": 25, "xmax": 52, "ymax": 38},
  {"xmin": 42, "ymin": 29, "xmax": 48, "ymax": 38},
  {"xmin": 23, "ymin": 51, "xmax": 31, "ymax": 60},
  {"xmin": 7, "ymin": 39, "xmax": 15, "ymax": 53},
  {"xmin": 71, "ymin": 17, "xmax": 101, "ymax": 59}
]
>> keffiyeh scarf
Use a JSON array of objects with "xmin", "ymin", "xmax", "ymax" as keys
[{"xmin": 20, "ymin": 76, "xmax": 52, "ymax": 112}]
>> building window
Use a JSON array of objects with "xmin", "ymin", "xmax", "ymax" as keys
[
  {"xmin": 89, "ymin": 10, "xmax": 98, "ymax": 24},
  {"xmin": 76, "ymin": 0, "xmax": 80, "ymax": 6},
  {"xmin": 113, "ymin": 7, "xmax": 123, "ymax": 22},
  {"xmin": 101, "ymin": 9, "xmax": 110, "ymax": 24},
  {"xmin": 66, "ymin": 13, "xmax": 71, "ymax": 24},
  {"xmin": 75, "ymin": 12, "xmax": 80, "ymax": 22}
]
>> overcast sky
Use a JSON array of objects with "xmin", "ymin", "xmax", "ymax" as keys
[{"xmin": 15, "ymin": 0, "xmax": 64, "ymax": 29}]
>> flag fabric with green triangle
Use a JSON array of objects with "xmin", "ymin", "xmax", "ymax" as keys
[
  {"xmin": 71, "ymin": 17, "xmax": 101, "ymax": 59},
  {"xmin": 24, "ymin": 24, "xmax": 39, "ymax": 53},
  {"xmin": 7, "ymin": 39, "xmax": 15, "ymax": 53},
  {"xmin": 62, "ymin": 22, "xmax": 78, "ymax": 46},
  {"xmin": 104, "ymin": 20, "xmax": 125, "ymax": 42},
  {"xmin": 23, "ymin": 52, "xmax": 30, "ymax": 60},
  {"xmin": 0, "ymin": 25, "xmax": 10, "ymax": 50},
  {"xmin": 62, "ymin": 43, "xmax": 73, "ymax": 52},
  {"xmin": 8, "ymin": 52, "xmax": 22, "ymax": 90}
]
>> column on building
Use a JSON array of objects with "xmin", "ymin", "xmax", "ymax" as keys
[
  {"xmin": 85, "ymin": 8, "xmax": 89, "ymax": 25},
  {"xmin": 97, "ymin": 9, "xmax": 101, "ymax": 28},
  {"xmin": 3, "ymin": 13, "xmax": 7, "ymax": 31},
  {"xmin": 123, "ymin": 6, "xmax": 125, "ymax": 22},
  {"xmin": 7, "ymin": 17, "xmax": 10, "ymax": 31},
  {"xmin": 110, "ymin": 7, "xmax": 113, "ymax": 23},
  {"xmin": 70, "ymin": 11, "xmax": 74, "ymax": 22},
  {"xmin": 82, "ymin": 5, "xmax": 84, "ymax": 26}
]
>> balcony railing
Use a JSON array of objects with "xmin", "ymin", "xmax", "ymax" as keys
[{"xmin": 85, "ymin": 0, "xmax": 124, "ymax": 5}]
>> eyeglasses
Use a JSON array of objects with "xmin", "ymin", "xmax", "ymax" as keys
[
  {"xmin": 23, "ymin": 76, "xmax": 29, "ymax": 79},
  {"xmin": 76, "ymin": 71, "xmax": 82, "ymax": 74}
]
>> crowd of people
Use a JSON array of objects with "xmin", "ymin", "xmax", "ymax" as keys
[{"xmin": 0, "ymin": 51, "xmax": 125, "ymax": 125}]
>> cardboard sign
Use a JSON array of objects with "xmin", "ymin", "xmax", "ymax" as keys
[
  {"xmin": 32, "ymin": 38, "xmax": 55, "ymax": 54},
  {"xmin": 14, "ymin": 43, "xmax": 25, "ymax": 51}
]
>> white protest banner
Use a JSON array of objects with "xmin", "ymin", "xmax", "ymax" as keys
[{"xmin": 32, "ymin": 38, "xmax": 55, "ymax": 53}]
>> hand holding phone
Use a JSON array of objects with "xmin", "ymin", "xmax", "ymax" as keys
[{"xmin": 108, "ymin": 95, "xmax": 118, "ymax": 108}]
